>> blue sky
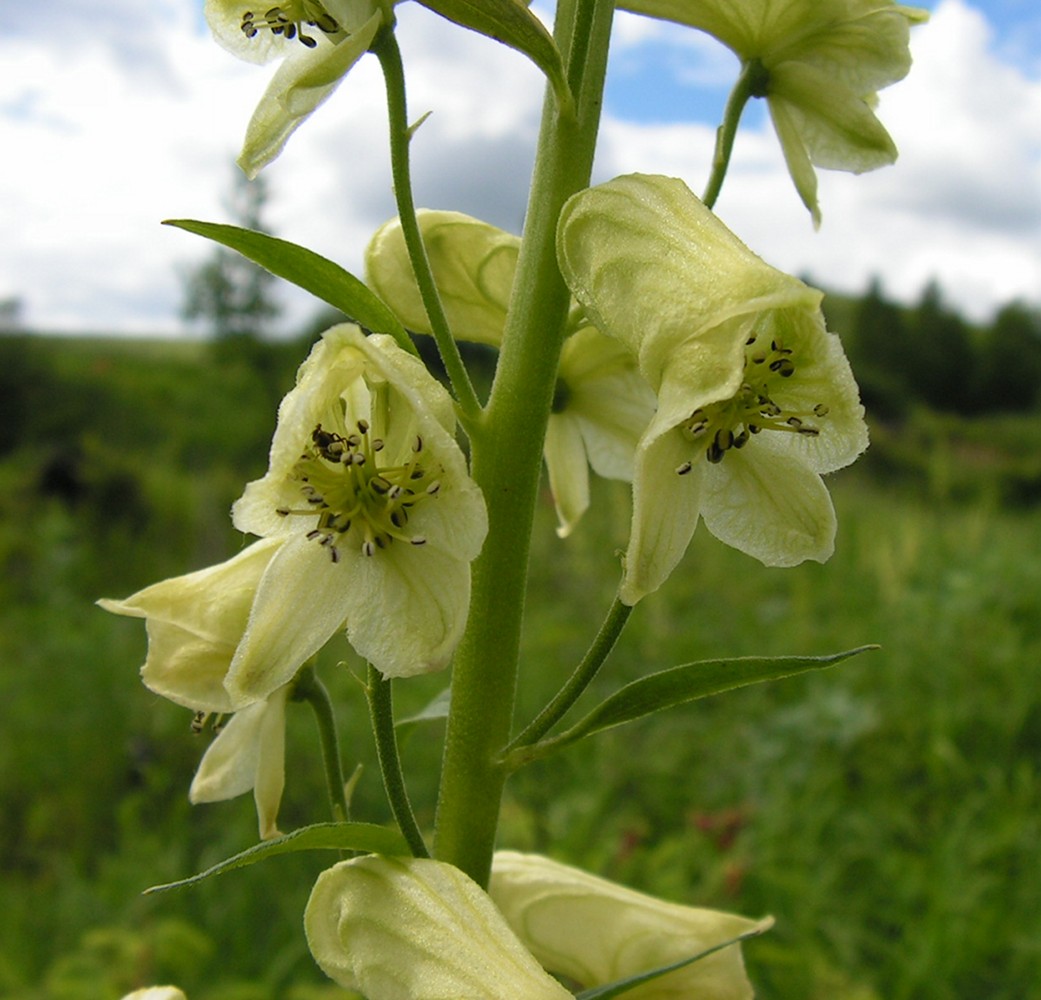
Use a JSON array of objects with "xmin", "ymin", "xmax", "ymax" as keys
[{"xmin": 1, "ymin": 0, "xmax": 1039, "ymax": 334}]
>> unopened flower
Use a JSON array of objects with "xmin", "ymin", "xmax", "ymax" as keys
[
  {"xmin": 490, "ymin": 852, "xmax": 771, "ymax": 1000},
  {"xmin": 99, "ymin": 538, "xmax": 291, "ymax": 838},
  {"xmin": 228, "ymin": 323, "xmax": 487, "ymax": 700},
  {"xmin": 621, "ymin": 0, "xmax": 926, "ymax": 223},
  {"xmin": 205, "ymin": 0, "xmax": 386, "ymax": 176},
  {"xmin": 366, "ymin": 210, "xmax": 655, "ymax": 535},
  {"xmin": 120, "ymin": 989, "xmax": 187, "ymax": 1000},
  {"xmin": 557, "ymin": 174, "xmax": 868, "ymax": 604},
  {"xmin": 305, "ymin": 855, "xmax": 572, "ymax": 999}
]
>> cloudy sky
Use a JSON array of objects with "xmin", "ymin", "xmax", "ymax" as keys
[{"xmin": 2, "ymin": 0, "xmax": 1039, "ymax": 336}]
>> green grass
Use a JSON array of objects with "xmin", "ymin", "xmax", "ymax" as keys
[{"xmin": 1, "ymin": 335, "xmax": 1039, "ymax": 998}]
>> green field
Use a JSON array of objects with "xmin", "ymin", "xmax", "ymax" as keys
[{"xmin": 1, "ymin": 333, "xmax": 1039, "ymax": 999}]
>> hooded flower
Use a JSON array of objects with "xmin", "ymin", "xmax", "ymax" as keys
[
  {"xmin": 99, "ymin": 538, "xmax": 292, "ymax": 839},
  {"xmin": 557, "ymin": 174, "xmax": 868, "ymax": 604},
  {"xmin": 490, "ymin": 852, "xmax": 772, "ymax": 1000},
  {"xmin": 227, "ymin": 323, "xmax": 487, "ymax": 701},
  {"xmin": 366, "ymin": 210, "xmax": 656, "ymax": 535},
  {"xmin": 205, "ymin": 0, "xmax": 386, "ymax": 176},
  {"xmin": 305, "ymin": 855, "xmax": 573, "ymax": 999},
  {"xmin": 620, "ymin": 0, "xmax": 926, "ymax": 223}
]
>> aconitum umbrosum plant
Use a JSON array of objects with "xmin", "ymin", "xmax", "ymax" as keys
[{"xmin": 104, "ymin": 0, "xmax": 924, "ymax": 995}]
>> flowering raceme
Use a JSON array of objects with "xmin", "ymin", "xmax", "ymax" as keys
[
  {"xmin": 557, "ymin": 174, "xmax": 868, "ymax": 604},
  {"xmin": 205, "ymin": 0, "xmax": 386, "ymax": 176},
  {"xmin": 490, "ymin": 852, "xmax": 771, "ymax": 999},
  {"xmin": 366, "ymin": 210, "xmax": 656, "ymax": 535},
  {"xmin": 620, "ymin": 0, "xmax": 926, "ymax": 223}
]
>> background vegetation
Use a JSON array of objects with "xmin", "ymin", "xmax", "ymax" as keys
[{"xmin": 1, "ymin": 280, "xmax": 1039, "ymax": 999}]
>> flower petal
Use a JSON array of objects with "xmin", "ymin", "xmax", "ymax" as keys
[
  {"xmin": 238, "ymin": 11, "xmax": 382, "ymax": 177},
  {"xmin": 339, "ymin": 539, "xmax": 475, "ymax": 677},
  {"xmin": 306, "ymin": 856, "xmax": 573, "ymax": 999},
  {"xmin": 770, "ymin": 63, "xmax": 898, "ymax": 173},
  {"xmin": 702, "ymin": 442, "xmax": 838, "ymax": 567},
  {"xmin": 490, "ymin": 852, "xmax": 770, "ymax": 1000},
  {"xmin": 97, "ymin": 537, "xmax": 282, "ymax": 643},
  {"xmin": 224, "ymin": 534, "xmax": 351, "ymax": 705},
  {"xmin": 621, "ymin": 427, "xmax": 705, "ymax": 606},
  {"xmin": 98, "ymin": 538, "xmax": 283, "ymax": 711},
  {"xmin": 560, "ymin": 325, "xmax": 656, "ymax": 482},
  {"xmin": 544, "ymin": 413, "xmax": 591, "ymax": 538},
  {"xmin": 189, "ymin": 685, "xmax": 290, "ymax": 840}
]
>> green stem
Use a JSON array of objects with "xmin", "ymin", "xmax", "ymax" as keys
[
  {"xmin": 433, "ymin": 0, "xmax": 615, "ymax": 887},
  {"xmin": 702, "ymin": 58, "xmax": 769, "ymax": 210},
  {"xmin": 293, "ymin": 665, "xmax": 349, "ymax": 823},
  {"xmin": 366, "ymin": 665, "xmax": 430, "ymax": 858},
  {"xmin": 504, "ymin": 595, "xmax": 631, "ymax": 761},
  {"xmin": 373, "ymin": 28, "xmax": 482, "ymax": 424}
]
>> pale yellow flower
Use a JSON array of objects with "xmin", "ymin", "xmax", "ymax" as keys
[
  {"xmin": 621, "ymin": 0, "xmax": 927, "ymax": 223},
  {"xmin": 305, "ymin": 855, "xmax": 572, "ymax": 998},
  {"xmin": 557, "ymin": 174, "xmax": 868, "ymax": 604},
  {"xmin": 205, "ymin": 0, "xmax": 386, "ymax": 176},
  {"xmin": 227, "ymin": 324, "xmax": 487, "ymax": 700},
  {"xmin": 366, "ymin": 210, "xmax": 656, "ymax": 536},
  {"xmin": 491, "ymin": 851, "xmax": 772, "ymax": 1000}
]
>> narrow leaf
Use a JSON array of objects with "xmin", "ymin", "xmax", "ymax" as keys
[
  {"xmin": 395, "ymin": 686, "xmax": 451, "ymax": 730},
  {"xmin": 163, "ymin": 220, "xmax": 416, "ymax": 354},
  {"xmin": 511, "ymin": 646, "xmax": 876, "ymax": 766},
  {"xmin": 416, "ymin": 0, "xmax": 572, "ymax": 114},
  {"xmin": 145, "ymin": 822, "xmax": 408, "ymax": 894},
  {"xmin": 575, "ymin": 920, "xmax": 774, "ymax": 1000}
]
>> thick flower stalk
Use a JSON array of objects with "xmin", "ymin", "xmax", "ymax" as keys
[
  {"xmin": 99, "ymin": 537, "xmax": 291, "ymax": 838},
  {"xmin": 228, "ymin": 323, "xmax": 487, "ymax": 699},
  {"xmin": 366, "ymin": 210, "xmax": 656, "ymax": 535},
  {"xmin": 305, "ymin": 855, "xmax": 572, "ymax": 998},
  {"xmin": 490, "ymin": 852, "xmax": 771, "ymax": 999},
  {"xmin": 558, "ymin": 174, "xmax": 869, "ymax": 604},
  {"xmin": 620, "ymin": 0, "xmax": 926, "ymax": 222},
  {"xmin": 205, "ymin": 0, "xmax": 386, "ymax": 176}
]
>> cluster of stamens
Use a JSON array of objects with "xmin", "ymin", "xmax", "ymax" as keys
[
  {"xmin": 240, "ymin": 4, "xmax": 340, "ymax": 48},
  {"xmin": 675, "ymin": 332, "xmax": 829, "ymax": 475},
  {"xmin": 276, "ymin": 420, "xmax": 441, "ymax": 562},
  {"xmin": 191, "ymin": 710, "xmax": 226, "ymax": 735}
]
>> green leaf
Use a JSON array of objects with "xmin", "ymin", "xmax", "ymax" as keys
[
  {"xmin": 416, "ymin": 0, "xmax": 573, "ymax": 115},
  {"xmin": 574, "ymin": 921, "xmax": 774, "ymax": 999},
  {"xmin": 144, "ymin": 822, "xmax": 408, "ymax": 894},
  {"xmin": 163, "ymin": 220, "xmax": 416, "ymax": 354},
  {"xmin": 509, "ymin": 646, "xmax": 877, "ymax": 766},
  {"xmin": 395, "ymin": 686, "xmax": 451, "ymax": 730}
]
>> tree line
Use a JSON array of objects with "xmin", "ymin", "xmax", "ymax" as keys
[{"xmin": 834, "ymin": 279, "xmax": 1041, "ymax": 419}]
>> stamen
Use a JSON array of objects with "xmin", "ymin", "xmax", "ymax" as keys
[
  {"xmin": 239, "ymin": 3, "xmax": 341, "ymax": 48},
  {"xmin": 674, "ymin": 333, "xmax": 829, "ymax": 474}
]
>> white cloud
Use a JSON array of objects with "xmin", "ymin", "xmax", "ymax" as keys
[{"xmin": 1, "ymin": 0, "xmax": 1038, "ymax": 334}]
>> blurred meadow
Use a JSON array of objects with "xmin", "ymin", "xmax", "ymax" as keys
[{"xmin": 1, "ymin": 285, "xmax": 1040, "ymax": 999}]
